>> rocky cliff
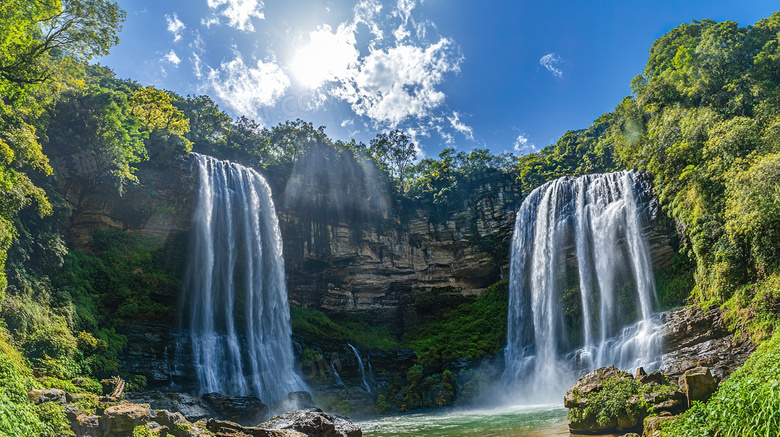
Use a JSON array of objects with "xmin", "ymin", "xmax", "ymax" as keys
[{"xmin": 60, "ymin": 156, "xmax": 678, "ymax": 395}]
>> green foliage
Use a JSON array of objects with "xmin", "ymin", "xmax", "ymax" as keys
[
  {"xmin": 44, "ymin": 85, "xmax": 147, "ymax": 193},
  {"xmin": 655, "ymin": 251, "xmax": 696, "ymax": 309},
  {"xmin": 568, "ymin": 376, "xmax": 675, "ymax": 428},
  {"xmin": 0, "ymin": 0, "xmax": 124, "ymax": 96},
  {"xmin": 132, "ymin": 424, "xmax": 154, "ymax": 437},
  {"xmin": 514, "ymin": 113, "xmax": 619, "ymax": 196},
  {"xmin": 406, "ymin": 148, "xmax": 516, "ymax": 216},
  {"xmin": 290, "ymin": 305, "xmax": 399, "ymax": 350},
  {"xmin": 614, "ymin": 12, "xmax": 780, "ymax": 311},
  {"xmin": 0, "ymin": 328, "xmax": 69, "ymax": 436},
  {"xmin": 369, "ymin": 129, "xmax": 417, "ymax": 192},
  {"xmin": 403, "ymin": 281, "xmax": 508, "ymax": 365},
  {"xmin": 130, "ymin": 86, "xmax": 192, "ymax": 161},
  {"xmin": 666, "ymin": 327, "xmax": 780, "ymax": 436},
  {"xmin": 125, "ymin": 374, "xmax": 147, "ymax": 392},
  {"xmin": 0, "ymin": 0, "xmax": 125, "ymax": 301}
]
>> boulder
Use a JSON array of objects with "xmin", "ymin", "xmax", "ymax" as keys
[
  {"xmin": 262, "ymin": 408, "xmax": 362, "ymax": 437},
  {"xmin": 679, "ymin": 367, "xmax": 718, "ymax": 407},
  {"xmin": 153, "ymin": 409, "xmax": 190, "ymax": 429},
  {"xmin": 564, "ymin": 366, "xmax": 633, "ymax": 409},
  {"xmin": 98, "ymin": 401, "xmax": 152, "ymax": 437},
  {"xmin": 27, "ymin": 388, "xmax": 67, "ymax": 405},
  {"xmin": 70, "ymin": 414, "xmax": 100, "ymax": 437},
  {"xmin": 565, "ymin": 366, "xmax": 687, "ymax": 435},
  {"xmin": 126, "ymin": 391, "xmax": 212, "ymax": 422},
  {"xmin": 201, "ymin": 392, "xmax": 270, "ymax": 426},
  {"xmin": 637, "ymin": 371, "xmax": 666, "ymax": 386},
  {"xmin": 206, "ymin": 418, "xmax": 307, "ymax": 437}
]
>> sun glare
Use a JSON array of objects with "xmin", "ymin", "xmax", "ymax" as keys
[{"xmin": 290, "ymin": 25, "xmax": 359, "ymax": 89}]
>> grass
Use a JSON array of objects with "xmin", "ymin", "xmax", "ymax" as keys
[{"xmin": 664, "ymin": 326, "xmax": 780, "ymax": 436}]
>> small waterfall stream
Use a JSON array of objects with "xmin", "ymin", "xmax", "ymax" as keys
[
  {"xmin": 502, "ymin": 171, "xmax": 665, "ymax": 401},
  {"xmin": 183, "ymin": 154, "xmax": 306, "ymax": 403},
  {"xmin": 348, "ymin": 343, "xmax": 371, "ymax": 393}
]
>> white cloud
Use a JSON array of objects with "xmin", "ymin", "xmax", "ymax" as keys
[
  {"xmin": 290, "ymin": 24, "xmax": 359, "ymax": 89},
  {"xmin": 353, "ymin": 0, "xmax": 383, "ymax": 41},
  {"xmin": 448, "ymin": 111, "xmax": 473, "ymax": 140},
  {"xmin": 206, "ymin": 54, "xmax": 290, "ymax": 120},
  {"xmin": 392, "ymin": 0, "xmax": 415, "ymax": 41},
  {"xmin": 514, "ymin": 133, "xmax": 536, "ymax": 154},
  {"xmin": 341, "ymin": 118, "xmax": 354, "ymax": 127},
  {"xmin": 335, "ymin": 38, "xmax": 461, "ymax": 127},
  {"xmin": 205, "ymin": 0, "xmax": 264, "ymax": 32},
  {"xmin": 163, "ymin": 49, "xmax": 182, "ymax": 66},
  {"xmin": 394, "ymin": 0, "xmax": 416, "ymax": 22},
  {"xmin": 166, "ymin": 13, "xmax": 186, "ymax": 42},
  {"xmin": 540, "ymin": 52, "xmax": 563, "ymax": 78},
  {"xmin": 201, "ymin": 16, "xmax": 220, "ymax": 28},
  {"xmin": 192, "ymin": 53, "xmax": 203, "ymax": 78}
]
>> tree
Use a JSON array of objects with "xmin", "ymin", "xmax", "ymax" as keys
[
  {"xmin": 0, "ymin": 0, "xmax": 125, "ymax": 297},
  {"xmin": 0, "ymin": 0, "xmax": 124, "ymax": 94},
  {"xmin": 130, "ymin": 86, "xmax": 192, "ymax": 160},
  {"xmin": 130, "ymin": 86, "xmax": 189, "ymax": 135},
  {"xmin": 45, "ymin": 86, "xmax": 146, "ymax": 193},
  {"xmin": 370, "ymin": 129, "xmax": 417, "ymax": 192}
]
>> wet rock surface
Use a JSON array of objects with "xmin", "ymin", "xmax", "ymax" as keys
[
  {"xmin": 206, "ymin": 418, "xmax": 307, "ymax": 437},
  {"xmin": 262, "ymin": 408, "xmax": 362, "ymax": 437},
  {"xmin": 201, "ymin": 392, "xmax": 270, "ymax": 426}
]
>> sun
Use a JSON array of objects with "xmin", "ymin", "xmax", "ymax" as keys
[{"xmin": 289, "ymin": 25, "xmax": 359, "ymax": 89}]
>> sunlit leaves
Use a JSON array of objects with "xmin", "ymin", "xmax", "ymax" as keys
[{"xmin": 130, "ymin": 86, "xmax": 189, "ymax": 136}]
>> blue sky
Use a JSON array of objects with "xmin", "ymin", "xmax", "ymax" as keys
[{"xmin": 100, "ymin": 1, "xmax": 779, "ymax": 157}]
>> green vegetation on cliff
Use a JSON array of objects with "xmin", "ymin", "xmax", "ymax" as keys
[
  {"xmin": 403, "ymin": 281, "xmax": 509, "ymax": 365},
  {"xmin": 290, "ymin": 305, "xmax": 400, "ymax": 350}
]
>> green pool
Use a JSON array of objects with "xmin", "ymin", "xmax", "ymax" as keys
[{"xmin": 358, "ymin": 404, "xmax": 570, "ymax": 437}]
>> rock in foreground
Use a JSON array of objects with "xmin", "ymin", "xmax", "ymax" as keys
[
  {"xmin": 565, "ymin": 366, "xmax": 686, "ymax": 435},
  {"xmin": 262, "ymin": 408, "xmax": 362, "ymax": 437}
]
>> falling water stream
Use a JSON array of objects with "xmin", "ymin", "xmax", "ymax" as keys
[
  {"xmin": 348, "ymin": 343, "xmax": 371, "ymax": 393},
  {"xmin": 502, "ymin": 171, "xmax": 665, "ymax": 402},
  {"xmin": 183, "ymin": 154, "xmax": 306, "ymax": 403}
]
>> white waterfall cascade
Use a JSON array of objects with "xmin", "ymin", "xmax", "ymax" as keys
[
  {"xmin": 502, "ymin": 171, "xmax": 665, "ymax": 402},
  {"xmin": 184, "ymin": 154, "xmax": 307, "ymax": 403},
  {"xmin": 348, "ymin": 343, "xmax": 371, "ymax": 393}
]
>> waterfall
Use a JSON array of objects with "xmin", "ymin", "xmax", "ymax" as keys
[
  {"xmin": 183, "ymin": 154, "xmax": 306, "ymax": 403},
  {"xmin": 348, "ymin": 344, "xmax": 371, "ymax": 393},
  {"xmin": 502, "ymin": 171, "xmax": 664, "ymax": 402}
]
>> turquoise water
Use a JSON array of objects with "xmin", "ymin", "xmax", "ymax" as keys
[{"xmin": 359, "ymin": 404, "xmax": 570, "ymax": 437}]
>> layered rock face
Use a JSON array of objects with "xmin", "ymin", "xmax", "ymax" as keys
[
  {"xmin": 279, "ymin": 174, "xmax": 522, "ymax": 331},
  {"xmin": 61, "ymin": 159, "xmax": 196, "ymax": 252}
]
